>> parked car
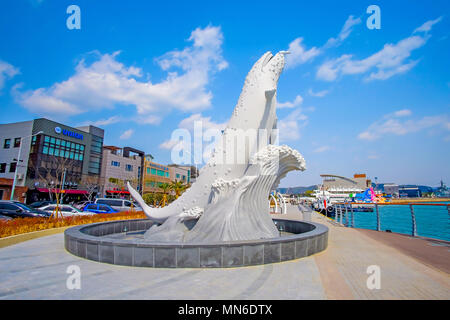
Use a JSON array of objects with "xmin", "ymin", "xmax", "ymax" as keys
[
  {"xmin": 82, "ymin": 203, "xmax": 119, "ymax": 214},
  {"xmin": 73, "ymin": 201, "xmax": 93, "ymax": 210},
  {"xmin": 94, "ymin": 198, "xmax": 142, "ymax": 212},
  {"xmin": 29, "ymin": 200, "xmax": 56, "ymax": 208},
  {"xmin": 0, "ymin": 214, "xmax": 13, "ymax": 221},
  {"xmin": 39, "ymin": 204, "xmax": 93, "ymax": 217},
  {"xmin": 0, "ymin": 201, "xmax": 50, "ymax": 218}
]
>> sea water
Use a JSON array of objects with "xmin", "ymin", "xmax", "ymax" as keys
[{"xmin": 335, "ymin": 202, "xmax": 450, "ymax": 241}]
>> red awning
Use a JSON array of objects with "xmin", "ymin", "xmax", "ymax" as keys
[
  {"xmin": 37, "ymin": 188, "xmax": 88, "ymax": 194},
  {"xmin": 106, "ymin": 190, "xmax": 130, "ymax": 194}
]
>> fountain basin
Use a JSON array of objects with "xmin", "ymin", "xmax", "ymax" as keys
[{"xmin": 64, "ymin": 219, "xmax": 328, "ymax": 268}]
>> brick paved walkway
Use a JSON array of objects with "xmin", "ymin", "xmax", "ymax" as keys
[{"xmin": 0, "ymin": 205, "xmax": 448, "ymax": 299}]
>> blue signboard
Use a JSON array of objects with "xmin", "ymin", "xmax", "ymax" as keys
[{"xmin": 54, "ymin": 126, "xmax": 83, "ymax": 140}]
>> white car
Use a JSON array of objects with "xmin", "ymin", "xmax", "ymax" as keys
[
  {"xmin": 39, "ymin": 204, "xmax": 93, "ymax": 217},
  {"xmin": 94, "ymin": 198, "xmax": 142, "ymax": 212}
]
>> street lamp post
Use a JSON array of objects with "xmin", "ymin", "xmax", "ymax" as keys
[{"xmin": 10, "ymin": 131, "xmax": 43, "ymax": 201}]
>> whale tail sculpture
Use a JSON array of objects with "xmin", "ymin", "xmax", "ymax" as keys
[{"xmin": 127, "ymin": 51, "xmax": 306, "ymax": 242}]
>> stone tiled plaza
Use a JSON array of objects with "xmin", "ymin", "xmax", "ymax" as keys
[{"xmin": 1, "ymin": 205, "xmax": 448, "ymax": 300}]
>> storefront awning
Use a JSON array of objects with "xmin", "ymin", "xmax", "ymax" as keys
[
  {"xmin": 106, "ymin": 190, "xmax": 130, "ymax": 194},
  {"xmin": 36, "ymin": 188, "xmax": 88, "ymax": 194}
]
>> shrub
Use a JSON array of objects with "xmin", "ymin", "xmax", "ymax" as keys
[{"xmin": 0, "ymin": 211, "xmax": 146, "ymax": 238}]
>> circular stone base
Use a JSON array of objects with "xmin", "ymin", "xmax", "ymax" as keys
[{"xmin": 64, "ymin": 219, "xmax": 328, "ymax": 268}]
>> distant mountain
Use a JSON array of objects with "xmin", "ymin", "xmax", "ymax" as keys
[{"xmin": 277, "ymin": 185, "xmax": 318, "ymax": 195}]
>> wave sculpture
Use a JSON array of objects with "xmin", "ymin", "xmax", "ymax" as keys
[{"xmin": 127, "ymin": 51, "xmax": 306, "ymax": 242}]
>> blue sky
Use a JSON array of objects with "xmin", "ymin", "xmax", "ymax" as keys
[{"xmin": 0, "ymin": 0, "xmax": 449, "ymax": 187}]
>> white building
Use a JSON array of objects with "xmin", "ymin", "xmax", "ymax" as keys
[{"xmin": 100, "ymin": 146, "xmax": 144, "ymax": 197}]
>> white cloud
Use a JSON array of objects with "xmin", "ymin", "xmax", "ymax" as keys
[
  {"xmin": 317, "ymin": 18, "xmax": 442, "ymax": 82},
  {"xmin": 159, "ymin": 139, "xmax": 183, "ymax": 150},
  {"xmin": 313, "ymin": 146, "xmax": 331, "ymax": 153},
  {"xmin": 159, "ymin": 113, "xmax": 226, "ymax": 150},
  {"xmin": 414, "ymin": 17, "xmax": 443, "ymax": 34},
  {"xmin": 119, "ymin": 129, "xmax": 134, "ymax": 140},
  {"xmin": 135, "ymin": 115, "xmax": 162, "ymax": 125},
  {"xmin": 278, "ymin": 108, "xmax": 310, "ymax": 142},
  {"xmin": 178, "ymin": 113, "xmax": 226, "ymax": 132},
  {"xmin": 0, "ymin": 60, "xmax": 19, "ymax": 91},
  {"xmin": 285, "ymin": 38, "xmax": 320, "ymax": 69},
  {"xmin": 80, "ymin": 115, "xmax": 123, "ymax": 127},
  {"xmin": 325, "ymin": 15, "xmax": 362, "ymax": 48},
  {"xmin": 15, "ymin": 25, "xmax": 227, "ymax": 120},
  {"xmin": 278, "ymin": 95, "xmax": 303, "ymax": 109},
  {"xmin": 308, "ymin": 88, "xmax": 329, "ymax": 97},
  {"xmin": 317, "ymin": 35, "xmax": 427, "ymax": 81},
  {"xmin": 393, "ymin": 109, "xmax": 412, "ymax": 117},
  {"xmin": 358, "ymin": 110, "xmax": 450, "ymax": 141}
]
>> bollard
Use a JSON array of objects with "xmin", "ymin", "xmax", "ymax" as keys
[
  {"xmin": 351, "ymin": 204, "xmax": 355, "ymax": 228},
  {"xmin": 375, "ymin": 204, "xmax": 381, "ymax": 231},
  {"xmin": 336, "ymin": 206, "xmax": 339, "ymax": 223},
  {"xmin": 410, "ymin": 204, "xmax": 417, "ymax": 237},
  {"xmin": 345, "ymin": 203, "xmax": 349, "ymax": 227}
]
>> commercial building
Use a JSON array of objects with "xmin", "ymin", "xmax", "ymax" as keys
[
  {"xmin": 0, "ymin": 118, "xmax": 104, "ymax": 203},
  {"xmin": 399, "ymin": 185, "xmax": 422, "ymax": 198},
  {"xmin": 383, "ymin": 183, "xmax": 399, "ymax": 197},
  {"xmin": 100, "ymin": 146, "xmax": 144, "ymax": 197},
  {"xmin": 168, "ymin": 164, "xmax": 191, "ymax": 184},
  {"xmin": 320, "ymin": 173, "xmax": 372, "ymax": 192},
  {"xmin": 142, "ymin": 155, "xmax": 172, "ymax": 194}
]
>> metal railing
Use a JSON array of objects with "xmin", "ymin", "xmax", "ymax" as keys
[{"xmin": 332, "ymin": 202, "xmax": 450, "ymax": 241}]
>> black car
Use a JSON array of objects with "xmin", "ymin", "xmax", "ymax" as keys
[
  {"xmin": 0, "ymin": 214, "xmax": 12, "ymax": 221},
  {"xmin": 0, "ymin": 201, "xmax": 51, "ymax": 218},
  {"xmin": 29, "ymin": 200, "xmax": 56, "ymax": 208}
]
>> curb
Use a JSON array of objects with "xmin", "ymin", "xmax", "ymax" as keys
[{"xmin": 0, "ymin": 227, "xmax": 70, "ymax": 249}]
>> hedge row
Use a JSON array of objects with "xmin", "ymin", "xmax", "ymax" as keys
[{"xmin": 0, "ymin": 211, "xmax": 146, "ymax": 238}]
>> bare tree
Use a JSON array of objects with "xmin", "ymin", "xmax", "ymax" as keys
[
  {"xmin": 32, "ymin": 156, "xmax": 77, "ymax": 218},
  {"xmin": 34, "ymin": 169, "xmax": 55, "ymax": 201},
  {"xmin": 79, "ymin": 174, "xmax": 100, "ymax": 202}
]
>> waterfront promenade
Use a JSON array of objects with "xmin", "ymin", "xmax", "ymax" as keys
[{"xmin": 0, "ymin": 205, "xmax": 448, "ymax": 299}]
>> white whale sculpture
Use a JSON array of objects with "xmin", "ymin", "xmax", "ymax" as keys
[{"xmin": 127, "ymin": 51, "xmax": 306, "ymax": 242}]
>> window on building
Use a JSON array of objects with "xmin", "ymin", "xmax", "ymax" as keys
[
  {"xmin": 9, "ymin": 162, "xmax": 17, "ymax": 173},
  {"xmin": 13, "ymin": 138, "xmax": 21, "ymax": 148},
  {"xmin": 151, "ymin": 168, "xmax": 157, "ymax": 175},
  {"xmin": 0, "ymin": 163, "xmax": 6, "ymax": 173},
  {"xmin": 41, "ymin": 135, "xmax": 85, "ymax": 161},
  {"xmin": 111, "ymin": 161, "xmax": 120, "ymax": 167},
  {"xmin": 126, "ymin": 164, "xmax": 133, "ymax": 172},
  {"xmin": 3, "ymin": 139, "xmax": 11, "ymax": 149}
]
